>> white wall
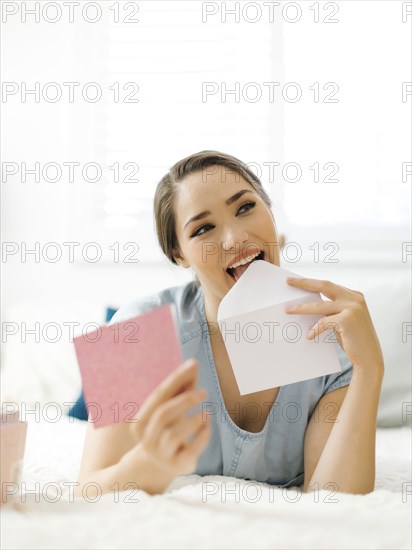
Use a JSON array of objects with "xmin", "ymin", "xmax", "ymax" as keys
[{"xmin": 1, "ymin": 2, "xmax": 410, "ymax": 428}]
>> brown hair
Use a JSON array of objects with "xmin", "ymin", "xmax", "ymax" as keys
[{"xmin": 153, "ymin": 150, "xmax": 273, "ymax": 288}]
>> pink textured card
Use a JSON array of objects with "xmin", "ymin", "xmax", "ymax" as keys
[{"xmin": 73, "ymin": 304, "xmax": 183, "ymax": 429}]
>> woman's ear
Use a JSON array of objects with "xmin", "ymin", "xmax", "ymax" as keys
[{"xmin": 172, "ymin": 248, "xmax": 190, "ymax": 269}]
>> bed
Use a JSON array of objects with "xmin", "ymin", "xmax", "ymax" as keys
[
  {"xmin": 1, "ymin": 415, "xmax": 411, "ymax": 550},
  {"xmin": 1, "ymin": 269, "xmax": 411, "ymax": 549}
]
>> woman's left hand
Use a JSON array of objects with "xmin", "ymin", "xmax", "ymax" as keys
[{"xmin": 284, "ymin": 277, "xmax": 384, "ymax": 375}]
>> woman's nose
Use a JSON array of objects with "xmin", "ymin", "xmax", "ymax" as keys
[{"xmin": 222, "ymin": 225, "xmax": 249, "ymax": 251}]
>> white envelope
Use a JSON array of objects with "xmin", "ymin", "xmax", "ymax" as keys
[{"xmin": 217, "ymin": 260, "xmax": 342, "ymax": 395}]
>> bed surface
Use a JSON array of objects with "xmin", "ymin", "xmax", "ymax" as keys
[{"xmin": 1, "ymin": 417, "xmax": 411, "ymax": 550}]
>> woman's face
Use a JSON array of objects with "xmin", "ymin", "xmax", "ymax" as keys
[{"xmin": 172, "ymin": 165, "xmax": 281, "ymax": 304}]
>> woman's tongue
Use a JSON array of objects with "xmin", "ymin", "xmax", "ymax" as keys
[{"xmin": 232, "ymin": 261, "xmax": 253, "ymax": 282}]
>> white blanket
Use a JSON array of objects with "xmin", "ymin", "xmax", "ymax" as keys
[{"xmin": 2, "ymin": 417, "xmax": 411, "ymax": 549}]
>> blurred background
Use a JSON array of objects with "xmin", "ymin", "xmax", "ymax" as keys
[{"xmin": 1, "ymin": 1, "xmax": 411, "ymax": 426}]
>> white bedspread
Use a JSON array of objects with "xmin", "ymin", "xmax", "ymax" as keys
[{"xmin": 1, "ymin": 417, "xmax": 411, "ymax": 550}]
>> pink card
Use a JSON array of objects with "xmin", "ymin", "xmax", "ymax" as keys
[{"xmin": 73, "ymin": 304, "xmax": 183, "ymax": 429}]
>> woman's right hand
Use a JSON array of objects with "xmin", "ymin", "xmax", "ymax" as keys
[{"xmin": 119, "ymin": 358, "xmax": 211, "ymax": 487}]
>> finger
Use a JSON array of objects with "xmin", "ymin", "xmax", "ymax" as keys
[
  {"xmin": 174, "ymin": 417, "xmax": 212, "ymax": 472},
  {"xmin": 284, "ymin": 300, "xmax": 342, "ymax": 316},
  {"xmin": 158, "ymin": 410, "xmax": 207, "ymax": 458},
  {"xmin": 286, "ymin": 278, "xmax": 349, "ymax": 301},
  {"xmin": 306, "ymin": 314, "xmax": 343, "ymax": 341},
  {"xmin": 134, "ymin": 359, "xmax": 199, "ymax": 422},
  {"xmin": 144, "ymin": 388, "xmax": 207, "ymax": 447}
]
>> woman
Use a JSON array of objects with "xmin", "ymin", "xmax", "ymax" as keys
[{"xmin": 75, "ymin": 150, "xmax": 384, "ymax": 497}]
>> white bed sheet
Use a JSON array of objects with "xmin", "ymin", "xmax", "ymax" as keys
[{"xmin": 1, "ymin": 416, "xmax": 411, "ymax": 550}]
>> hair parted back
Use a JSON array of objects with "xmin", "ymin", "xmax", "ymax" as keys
[{"xmin": 153, "ymin": 150, "xmax": 273, "ymax": 288}]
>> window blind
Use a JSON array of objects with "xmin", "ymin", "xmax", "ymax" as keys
[
  {"xmin": 78, "ymin": 1, "xmax": 283, "ymax": 263},
  {"xmin": 76, "ymin": 0, "xmax": 409, "ymax": 265}
]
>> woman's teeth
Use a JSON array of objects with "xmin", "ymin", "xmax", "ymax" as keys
[
  {"xmin": 226, "ymin": 251, "xmax": 264, "ymax": 280},
  {"xmin": 229, "ymin": 250, "xmax": 262, "ymax": 269}
]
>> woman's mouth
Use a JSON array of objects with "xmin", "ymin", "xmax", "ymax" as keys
[{"xmin": 226, "ymin": 250, "xmax": 265, "ymax": 282}]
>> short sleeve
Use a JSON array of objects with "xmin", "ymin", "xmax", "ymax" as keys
[
  {"xmin": 322, "ymin": 342, "xmax": 353, "ymax": 395},
  {"xmin": 108, "ymin": 295, "xmax": 160, "ymax": 326}
]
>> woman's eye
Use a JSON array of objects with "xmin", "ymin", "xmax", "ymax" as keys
[
  {"xmin": 237, "ymin": 201, "xmax": 256, "ymax": 214},
  {"xmin": 191, "ymin": 224, "xmax": 213, "ymax": 238},
  {"xmin": 190, "ymin": 202, "xmax": 256, "ymax": 238}
]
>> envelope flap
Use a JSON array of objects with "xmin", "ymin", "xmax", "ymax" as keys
[{"xmin": 217, "ymin": 260, "xmax": 317, "ymax": 322}]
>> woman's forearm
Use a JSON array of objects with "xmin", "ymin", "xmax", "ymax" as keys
[
  {"xmin": 74, "ymin": 446, "xmax": 175, "ymax": 498},
  {"xmin": 307, "ymin": 366, "xmax": 384, "ymax": 494}
]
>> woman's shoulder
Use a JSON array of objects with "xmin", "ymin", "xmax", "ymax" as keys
[{"xmin": 109, "ymin": 279, "xmax": 203, "ymax": 330}]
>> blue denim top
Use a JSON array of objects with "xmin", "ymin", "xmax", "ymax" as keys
[{"xmin": 110, "ymin": 280, "xmax": 353, "ymax": 488}]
